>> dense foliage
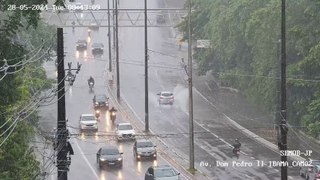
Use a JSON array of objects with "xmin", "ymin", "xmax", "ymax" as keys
[
  {"xmin": 179, "ymin": 0, "xmax": 320, "ymax": 138},
  {"xmin": 0, "ymin": 0, "xmax": 57, "ymax": 179}
]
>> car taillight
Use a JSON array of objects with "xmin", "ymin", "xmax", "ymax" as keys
[{"xmin": 160, "ymin": 96, "xmax": 163, "ymax": 99}]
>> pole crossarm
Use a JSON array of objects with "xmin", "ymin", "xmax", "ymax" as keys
[{"xmin": 41, "ymin": 9, "xmax": 186, "ymax": 27}]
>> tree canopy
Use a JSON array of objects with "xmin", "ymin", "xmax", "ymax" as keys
[
  {"xmin": 0, "ymin": 0, "xmax": 57, "ymax": 179},
  {"xmin": 179, "ymin": 0, "xmax": 320, "ymax": 138}
]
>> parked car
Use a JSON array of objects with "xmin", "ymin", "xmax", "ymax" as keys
[
  {"xmin": 79, "ymin": 114, "xmax": 98, "ymax": 132},
  {"xmin": 133, "ymin": 139, "xmax": 157, "ymax": 160},
  {"xmin": 299, "ymin": 159, "xmax": 320, "ymax": 179},
  {"xmin": 76, "ymin": 40, "xmax": 87, "ymax": 50},
  {"xmin": 96, "ymin": 146, "xmax": 123, "ymax": 169},
  {"xmin": 145, "ymin": 165, "xmax": 180, "ymax": 180},
  {"xmin": 116, "ymin": 123, "xmax": 135, "ymax": 141},
  {"xmin": 157, "ymin": 91, "xmax": 174, "ymax": 105},
  {"xmin": 93, "ymin": 94, "xmax": 109, "ymax": 109},
  {"xmin": 92, "ymin": 43, "xmax": 104, "ymax": 55}
]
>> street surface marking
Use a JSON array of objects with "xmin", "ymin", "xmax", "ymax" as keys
[{"xmin": 71, "ymin": 130, "xmax": 99, "ymax": 179}]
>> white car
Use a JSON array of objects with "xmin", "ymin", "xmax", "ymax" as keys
[
  {"xmin": 116, "ymin": 123, "xmax": 135, "ymax": 141},
  {"xmin": 79, "ymin": 114, "xmax": 98, "ymax": 132}
]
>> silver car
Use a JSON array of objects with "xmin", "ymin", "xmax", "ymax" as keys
[
  {"xmin": 157, "ymin": 91, "xmax": 174, "ymax": 105},
  {"xmin": 145, "ymin": 165, "xmax": 180, "ymax": 180},
  {"xmin": 300, "ymin": 159, "xmax": 320, "ymax": 179},
  {"xmin": 308, "ymin": 165, "xmax": 320, "ymax": 180},
  {"xmin": 133, "ymin": 139, "xmax": 157, "ymax": 160}
]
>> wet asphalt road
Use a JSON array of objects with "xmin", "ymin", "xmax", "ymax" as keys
[{"xmin": 38, "ymin": 0, "xmax": 309, "ymax": 179}]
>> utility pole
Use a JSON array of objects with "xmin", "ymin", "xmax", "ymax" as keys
[
  {"xmin": 188, "ymin": 0, "xmax": 195, "ymax": 171},
  {"xmin": 115, "ymin": 0, "xmax": 120, "ymax": 100},
  {"xmin": 56, "ymin": 28, "xmax": 78, "ymax": 180},
  {"xmin": 56, "ymin": 27, "xmax": 68, "ymax": 180},
  {"xmin": 280, "ymin": 0, "xmax": 288, "ymax": 179},
  {"xmin": 108, "ymin": 0, "xmax": 112, "ymax": 72},
  {"xmin": 144, "ymin": 0, "xmax": 149, "ymax": 132}
]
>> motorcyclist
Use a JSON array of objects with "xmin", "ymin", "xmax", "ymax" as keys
[
  {"xmin": 109, "ymin": 106, "xmax": 117, "ymax": 120},
  {"xmin": 232, "ymin": 139, "xmax": 241, "ymax": 154},
  {"xmin": 110, "ymin": 106, "xmax": 117, "ymax": 113},
  {"xmin": 72, "ymin": 21, "xmax": 75, "ymax": 31},
  {"xmin": 88, "ymin": 76, "xmax": 95, "ymax": 86}
]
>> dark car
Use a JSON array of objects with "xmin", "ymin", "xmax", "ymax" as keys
[
  {"xmin": 92, "ymin": 43, "xmax": 104, "ymax": 55},
  {"xmin": 96, "ymin": 146, "xmax": 123, "ymax": 169},
  {"xmin": 299, "ymin": 159, "xmax": 320, "ymax": 179},
  {"xmin": 156, "ymin": 14, "xmax": 165, "ymax": 24},
  {"xmin": 145, "ymin": 165, "xmax": 180, "ymax": 180},
  {"xmin": 93, "ymin": 94, "xmax": 109, "ymax": 109},
  {"xmin": 88, "ymin": 21, "xmax": 100, "ymax": 31},
  {"xmin": 76, "ymin": 40, "xmax": 87, "ymax": 50},
  {"xmin": 133, "ymin": 139, "xmax": 157, "ymax": 160}
]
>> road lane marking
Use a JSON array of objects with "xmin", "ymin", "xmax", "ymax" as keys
[
  {"xmin": 71, "ymin": 130, "xmax": 100, "ymax": 180},
  {"xmin": 205, "ymin": 82, "xmax": 213, "ymax": 92}
]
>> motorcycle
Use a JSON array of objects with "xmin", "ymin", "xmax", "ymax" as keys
[
  {"xmin": 110, "ymin": 111, "xmax": 116, "ymax": 122},
  {"xmin": 233, "ymin": 147, "xmax": 240, "ymax": 159},
  {"xmin": 95, "ymin": 109, "xmax": 100, "ymax": 119},
  {"xmin": 88, "ymin": 81, "xmax": 94, "ymax": 89}
]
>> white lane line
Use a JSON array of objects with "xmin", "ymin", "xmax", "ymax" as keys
[
  {"xmin": 205, "ymin": 82, "xmax": 213, "ymax": 92},
  {"xmin": 70, "ymin": 129, "xmax": 100, "ymax": 180}
]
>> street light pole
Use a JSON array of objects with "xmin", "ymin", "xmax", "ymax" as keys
[
  {"xmin": 280, "ymin": 0, "xmax": 288, "ymax": 179},
  {"xmin": 188, "ymin": 0, "xmax": 195, "ymax": 171},
  {"xmin": 144, "ymin": 0, "xmax": 149, "ymax": 132},
  {"xmin": 108, "ymin": 0, "xmax": 112, "ymax": 72},
  {"xmin": 115, "ymin": 0, "xmax": 120, "ymax": 100}
]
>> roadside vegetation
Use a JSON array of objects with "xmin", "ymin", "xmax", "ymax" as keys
[
  {"xmin": 178, "ymin": 0, "xmax": 320, "ymax": 138},
  {"xmin": 0, "ymin": 0, "xmax": 58, "ymax": 179}
]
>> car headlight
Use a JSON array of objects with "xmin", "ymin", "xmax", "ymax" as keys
[
  {"xmin": 95, "ymin": 102, "xmax": 98, "ymax": 105},
  {"xmin": 117, "ymin": 157, "xmax": 122, "ymax": 161},
  {"xmin": 100, "ymin": 158, "xmax": 106, "ymax": 161}
]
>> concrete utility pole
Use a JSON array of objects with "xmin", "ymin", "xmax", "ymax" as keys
[
  {"xmin": 144, "ymin": 0, "xmax": 149, "ymax": 132},
  {"xmin": 108, "ymin": 0, "xmax": 112, "ymax": 72},
  {"xmin": 56, "ymin": 28, "xmax": 78, "ymax": 180},
  {"xmin": 280, "ymin": 0, "xmax": 288, "ymax": 179},
  {"xmin": 56, "ymin": 28, "xmax": 68, "ymax": 180},
  {"xmin": 188, "ymin": 0, "xmax": 195, "ymax": 171},
  {"xmin": 115, "ymin": 0, "xmax": 120, "ymax": 100}
]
